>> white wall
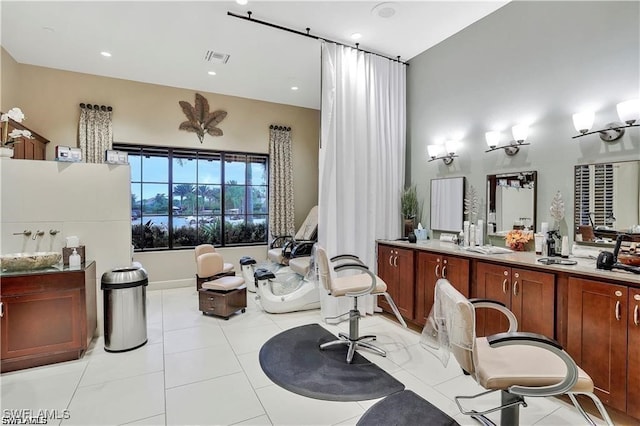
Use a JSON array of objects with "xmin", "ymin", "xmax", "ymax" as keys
[{"xmin": 0, "ymin": 159, "xmax": 132, "ymax": 335}]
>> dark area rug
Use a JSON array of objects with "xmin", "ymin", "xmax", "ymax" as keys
[
  {"xmin": 357, "ymin": 390, "xmax": 460, "ymax": 426},
  {"xmin": 259, "ymin": 323, "xmax": 405, "ymax": 401}
]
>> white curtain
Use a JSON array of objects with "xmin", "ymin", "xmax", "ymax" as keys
[
  {"xmin": 78, "ymin": 106, "xmax": 113, "ymax": 163},
  {"xmin": 319, "ymin": 42, "xmax": 406, "ymax": 319},
  {"xmin": 269, "ymin": 125, "xmax": 295, "ymax": 239}
]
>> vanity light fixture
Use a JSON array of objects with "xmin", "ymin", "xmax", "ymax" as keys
[
  {"xmin": 572, "ymin": 99, "xmax": 640, "ymax": 141},
  {"xmin": 427, "ymin": 140, "xmax": 459, "ymax": 165},
  {"xmin": 484, "ymin": 124, "xmax": 531, "ymax": 156}
]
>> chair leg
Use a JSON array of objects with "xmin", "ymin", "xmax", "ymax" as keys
[
  {"xmin": 568, "ymin": 392, "xmax": 614, "ymax": 426},
  {"xmin": 500, "ymin": 391, "xmax": 521, "ymax": 426}
]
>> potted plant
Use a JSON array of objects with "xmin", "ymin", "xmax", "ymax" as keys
[{"xmin": 401, "ymin": 185, "xmax": 419, "ymax": 238}]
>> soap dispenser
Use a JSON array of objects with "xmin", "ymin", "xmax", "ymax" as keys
[{"xmin": 69, "ymin": 248, "xmax": 81, "ymax": 269}]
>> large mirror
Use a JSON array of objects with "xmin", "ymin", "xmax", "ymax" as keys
[
  {"xmin": 574, "ymin": 160, "xmax": 640, "ymax": 244},
  {"xmin": 486, "ymin": 171, "xmax": 537, "ymax": 234},
  {"xmin": 431, "ymin": 177, "xmax": 465, "ymax": 232}
]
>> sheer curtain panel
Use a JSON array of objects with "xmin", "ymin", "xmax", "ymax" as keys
[
  {"xmin": 78, "ymin": 104, "xmax": 113, "ymax": 163},
  {"xmin": 269, "ymin": 125, "xmax": 295, "ymax": 239},
  {"xmin": 319, "ymin": 42, "xmax": 406, "ymax": 319}
]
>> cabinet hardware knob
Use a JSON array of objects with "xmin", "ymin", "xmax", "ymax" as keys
[
  {"xmin": 442, "ymin": 266, "xmax": 447, "ymax": 279},
  {"xmin": 513, "ymin": 281, "xmax": 519, "ymax": 296},
  {"xmin": 435, "ymin": 264, "xmax": 440, "ymax": 278},
  {"xmin": 615, "ymin": 301, "xmax": 621, "ymax": 321},
  {"xmin": 502, "ymin": 279, "xmax": 508, "ymax": 294},
  {"xmin": 634, "ymin": 305, "xmax": 639, "ymax": 326}
]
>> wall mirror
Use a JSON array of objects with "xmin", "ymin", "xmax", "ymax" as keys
[
  {"xmin": 574, "ymin": 160, "xmax": 640, "ymax": 245},
  {"xmin": 486, "ymin": 171, "xmax": 537, "ymax": 234},
  {"xmin": 431, "ymin": 177, "xmax": 465, "ymax": 232}
]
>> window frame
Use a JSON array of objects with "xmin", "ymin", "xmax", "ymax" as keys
[{"xmin": 115, "ymin": 143, "xmax": 269, "ymax": 252}]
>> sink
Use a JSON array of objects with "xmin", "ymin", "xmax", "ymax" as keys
[{"xmin": 1, "ymin": 252, "xmax": 62, "ymax": 272}]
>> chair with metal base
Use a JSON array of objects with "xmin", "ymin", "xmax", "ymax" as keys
[
  {"xmin": 422, "ymin": 278, "xmax": 613, "ymax": 426},
  {"xmin": 315, "ymin": 246, "xmax": 407, "ymax": 363}
]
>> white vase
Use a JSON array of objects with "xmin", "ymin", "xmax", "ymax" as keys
[{"xmin": 0, "ymin": 147, "xmax": 14, "ymax": 159}]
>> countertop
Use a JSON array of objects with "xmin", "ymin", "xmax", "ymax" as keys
[
  {"xmin": 0, "ymin": 261, "xmax": 95, "ymax": 278},
  {"xmin": 377, "ymin": 239, "xmax": 640, "ymax": 286}
]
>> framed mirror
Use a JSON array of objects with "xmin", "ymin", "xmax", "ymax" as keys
[
  {"xmin": 486, "ymin": 171, "xmax": 537, "ymax": 235},
  {"xmin": 431, "ymin": 177, "xmax": 465, "ymax": 232},
  {"xmin": 574, "ymin": 160, "xmax": 640, "ymax": 245}
]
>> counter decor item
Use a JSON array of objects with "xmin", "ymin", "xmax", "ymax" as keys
[
  {"xmin": 505, "ymin": 229, "xmax": 533, "ymax": 251},
  {"xmin": 549, "ymin": 190, "xmax": 565, "ymax": 224},
  {"xmin": 1, "ymin": 108, "xmax": 33, "ymax": 158},
  {"xmin": 464, "ymin": 184, "xmax": 479, "ymax": 225},
  {"xmin": 401, "ymin": 185, "xmax": 419, "ymax": 238}
]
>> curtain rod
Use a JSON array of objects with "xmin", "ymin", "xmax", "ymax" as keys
[
  {"xmin": 79, "ymin": 103, "xmax": 113, "ymax": 112},
  {"xmin": 227, "ymin": 11, "xmax": 409, "ymax": 66}
]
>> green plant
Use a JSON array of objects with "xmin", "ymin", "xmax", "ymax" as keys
[{"xmin": 401, "ymin": 185, "xmax": 419, "ymax": 219}]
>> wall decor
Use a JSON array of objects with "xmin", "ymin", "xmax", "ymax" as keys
[{"xmin": 178, "ymin": 93, "xmax": 227, "ymax": 143}]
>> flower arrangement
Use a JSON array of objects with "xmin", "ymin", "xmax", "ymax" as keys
[
  {"xmin": 505, "ymin": 229, "xmax": 533, "ymax": 251},
  {"xmin": 1, "ymin": 107, "xmax": 33, "ymax": 147}
]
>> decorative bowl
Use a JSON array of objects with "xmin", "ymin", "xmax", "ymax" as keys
[{"xmin": 0, "ymin": 252, "xmax": 62, "ymax": 272}]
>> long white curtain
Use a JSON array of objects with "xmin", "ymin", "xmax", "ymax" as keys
[
  {"xmin": 319, "ymin": 42, "xmax": 406, "ymax": 319},
  {"xmin": 78, "ymin": 106, "xmax": 113, "ymax": 163},
  {"xmin": 268, "ymin": 125, "xmax": 295, "ymax": 239}
]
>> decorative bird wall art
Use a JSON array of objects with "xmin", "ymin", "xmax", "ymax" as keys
[{"xmin": 178, "ymin": 93, "xmax": 227, "ymax": 143}]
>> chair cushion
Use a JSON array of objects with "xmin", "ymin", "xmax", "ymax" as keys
[
  {"xmin": 201, "ymin": 275, "xmax": 245, "ymax": 291},
  {"xmin": 473, "ymin": 337, "xmax": 594, "ymax": 393},
  {"xmin": 268, "ymin": 248, "xmax": 286, "ymax": 265},
  {"xmin": 329, "ymin": 273, "xmax": 387, "ymax": 297},
  {"xmin": 289, "ymin": 256, "xmax": 310, "ymax": 276}
]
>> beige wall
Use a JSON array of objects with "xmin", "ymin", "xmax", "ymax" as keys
[
  {"xmin": 1, "ymin": 49, "xmax": 320, "ymax": 288},
  {"xmin": 0, "ymin": 48, "xmax": 21, "ymax": 111}
]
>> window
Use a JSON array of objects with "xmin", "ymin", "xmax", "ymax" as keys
[{"xmin": 115, "ymin": 144, "xmax": 268, "ymax": 251}]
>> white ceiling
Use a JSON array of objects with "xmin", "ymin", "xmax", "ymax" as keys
[{"xmin": 1, "ymin": 1, "xmax": 508, "ymax": 109}]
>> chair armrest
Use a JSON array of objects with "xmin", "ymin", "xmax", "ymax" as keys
[
  {"xmin": 469, "ymin": 299, "xmax": 518, "ymax": 332},
  {"xmin": 333, "ymin": 263, "xmax": 377, "ymax": 297},
  {"xmin": 486, "ymin": 331, "xmax": 579, "ymax": 397},
  {"xmin": 270, "ymin": 235, "xmax": 293, "ymax": 249},
  {"xmin": 330, "ymin": 254, "xmax": 361, "ymax": 262},
  {"xmin": 290, "ymin": 241, "xmax": 316, "ymax": 258}
]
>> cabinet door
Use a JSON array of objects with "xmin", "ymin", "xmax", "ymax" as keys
[
  {"xmin": 567, "ymin": 278, "xmax": 627, "ymax": 412},
  {"xmin": 510, "ymin": 268, "xmax": 555, "ymax": 337},
  {"xmin": 415, "ymin": 252, "xmax": 440, "ymax": 326},
  {"xmin": 1, "ymin": 289, "xmax": 83, "ymax": 360},
  {"xmin": 442, "ymin": 256, "xmax": 470, "ymax": 298},
  {"xmin": 475, "ymin": 262, "xmax": 511, "ymax": 336},
  {"xmin": 628, "ymin": 288, "xmax": 640, "ymax": 419},
  {"xmin": 377, "ymin": 245, "xmax": 396, "ymax": 313},
  {"xmin": 394, "ymin": 248, "xmax": 415, "ymax": 320}
]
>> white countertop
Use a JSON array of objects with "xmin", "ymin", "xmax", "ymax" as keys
[{"xmin": 377, "ymin": 239, "xmax": 640, "ymax": 286}]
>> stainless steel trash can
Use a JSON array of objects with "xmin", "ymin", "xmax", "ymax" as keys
[{"xmin": 101, "ymin": 266, "xmax": 148, "ymax": 352}]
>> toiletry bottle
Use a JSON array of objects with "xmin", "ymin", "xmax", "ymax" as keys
[
  {"xmin": 463, "ymin": 221, "xmax": 470, "ymax": 247},
  {"xmin": 69, "ymin": 248, "xmax": 81, "ymax": 269},
  {"xmin": 469, "ymin": 224, "xmax": 476, "ymax": 246},
  {"xmin": 458, "ymin": 230, "xmax": 465, "ymax": 247}
]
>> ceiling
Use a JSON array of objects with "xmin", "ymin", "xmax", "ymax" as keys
[{"xmin": 1, "ymin": 1, "xmax": 508, "ymax": 110}]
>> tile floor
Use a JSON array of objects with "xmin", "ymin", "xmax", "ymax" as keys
[{"xmin": 1, "ymin": 286, "xmax": 608, "ymax": 425}]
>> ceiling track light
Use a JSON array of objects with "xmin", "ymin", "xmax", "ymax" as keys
[
  {"xmin": 572, "ymin": 99, "xmax": 640, "ymax": 142},
  {"xmin": 485, "ymin": 125, "xmax": 531, "ymax": 156}
]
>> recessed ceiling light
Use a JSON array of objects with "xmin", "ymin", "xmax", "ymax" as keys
[
  {"xmin": 236, "ymin": 0, "xmax": 248, "ymax": 5},
  {"xmin": 351, "ymin": 33, "xmax": 362, "ymax": 40},
  {"xmin": 371, "ymin": 2, "xmax": 397, "ymax": 19},
  {"xmin": 208, "ymin": 71, "xmax": 217, "ymax": 76},
  {"xmin": 291, "ymin": 86, "xmax": 299, "ymax": 91},
  {"xmin": 100, "ymin": 51, "xmax": 112, "ymax": 57}
]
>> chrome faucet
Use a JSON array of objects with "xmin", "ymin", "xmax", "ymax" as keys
[
  {"xmin": 13, "ymin": 230, "xmax": 32, "ymax": 237},
  {"xmin": 49, "ymin": 229, "xmax": 60, "ymax": 236},
  {"xmin": 32, "ymin": 230, "xmax": 45, "ymax": 240}
]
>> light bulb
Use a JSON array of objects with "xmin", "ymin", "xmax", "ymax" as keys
[
  {"xmin": 572, "ymin": 111, "xmax": 594, "ymax": 134},
  {"xmin": 427, "ymin": 145, "xmax": 442, "ymax": 159},
  {"xmin": 512, "ymin": 124, "xmax": 529, "ymax": 143},
  {"xmin": 617, "ymin": 99, "xmax": 640, "ymax": 125},
  {"xmin": 485, "ymin": 131, "xmax": 501, "ymax": 149}
]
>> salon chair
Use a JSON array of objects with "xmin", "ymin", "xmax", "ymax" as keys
[
  {"xmin": 422, "ymin": 279, "xmax": 613, "ymax": 426},
  {"xmin": 194, "ymin": 244, "xmax": 234, "ymax": 289},
  {"xmin": 196, "ymin": 252, "xmax": 246, "ymax": 319},
  {"xmin": 315, "ymin": 246, "xmax": 407, "ymax": 363},
  {"xmin": 267, "ymin": 205, "xmax": 318, "ymax": 266}
]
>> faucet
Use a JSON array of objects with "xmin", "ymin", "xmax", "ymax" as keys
[
  {"xmin": 49, "ymin": 229, "xmax": 60, "ymax": 236},
  {"xmin": 32, "ymin": 230, "xmax": 45, "ymax": 240},
  {"xmin": 13, "ymin": 230, "xmax": 32, "ymax": 237}
]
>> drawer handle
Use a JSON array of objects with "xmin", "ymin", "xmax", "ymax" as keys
[
  {"xmin": 0, "ymin": 302, "xmax": 3, "ymax": 318},
  {"xmin": 634, "ymin": 305, "xmax": 639, "ymax": 326},
  {"xmin": 442, "ymin": 266, "xmax": 447, "ymax": 279},
  {"xmin": 615, "ymin": 301, "xmax": 621, "ymax": 321},
  {"xmin": 513, "ymin": 280, "xmax": 518, "ymax": 296},
  {"xmin": 502, "ymin": 279, "xmax": 508, "ymax": 294},
  {"xmin": 393, "ymin": 256, "xmax": 398, "ymax": 267},
  {"xmin": 389, "ymin": 255, "xmax": 393, "ymax": 266},
  {"xmin": 435, "ymin": 264, "xmax": 440, "ymax": 278}
]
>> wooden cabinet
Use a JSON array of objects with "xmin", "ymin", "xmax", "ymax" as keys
[
  {"xmin": 5, "ymin": 118, "xmax": 49, "ymax": 160},
  {"xmin": 475, "ymin": 262, "xmax": 555, "ymax": 337},
  {"xmin": 628, "ymin": 288, "xmax": 640, "ymax": 420},
  {"xmin": 0, "ymin": 262, "xmax": 96, "ymax": 372},
  {"xmin": 415, "ymin": 251, "xmax": 469, "ymax": 326},
  {"xmin": 377, "ymin": 244, "xmax": 414, "ymax": 320},
  {"xmin": 567, "ymin": 277, "xmax": 628, "ymax": 413}
]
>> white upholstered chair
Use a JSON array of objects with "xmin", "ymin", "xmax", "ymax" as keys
[
  {"xmin": 267, "ymin": 206, "xmax": 318, "ymax": 265},
  {"xmin": 194, "ymin": 244, "xmax": 234, "ymax": 276}
]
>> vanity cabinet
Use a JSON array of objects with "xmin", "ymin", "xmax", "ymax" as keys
[
  {"xmin": 5, "ymin": 118, "xmax": 49, "ymax": 160},
  {"xmin": 377, "ymin": 244, "xmax": 414, "ymax": 320},
  {"xmin": 415, "ymin": 252, "xmax": 469, "ymax": 326},
  {"xmin": 0, "ymin": 262, "xmax": 97, "ymax": 372},
  {"xmin": 475, "ymin": 262, "xmax": 555, "ymax": 337},
  {"xmin": 628, "ymin": 288, "xmax": 640, "ymax": 420}
]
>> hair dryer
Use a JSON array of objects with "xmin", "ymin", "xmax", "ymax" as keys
[{"xmin": 596, "ymin": 234, "xmax": 640, "ymax": 274}]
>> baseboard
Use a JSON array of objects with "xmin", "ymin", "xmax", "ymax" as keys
[{"xmin": 148, "ymin": 278, "xmax": 194, "ymax": 291}]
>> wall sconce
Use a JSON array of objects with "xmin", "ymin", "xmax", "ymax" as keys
[
  {"xmin": 484, "ymin": 124, "xmax": 531, "ymax": 156},
  {"xmin": 427, "ymin": 140, "xmax": 459, "ymax": 165},
  {"xmin": 572, "ymin": 99, "xmax": 640, "ymax": 141}
]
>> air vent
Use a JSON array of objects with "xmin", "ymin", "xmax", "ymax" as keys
[{"xmin": 203, "ymin": 51, "xmax": 230, "ymax": 64}]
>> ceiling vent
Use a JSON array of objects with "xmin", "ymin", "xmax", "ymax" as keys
[{"xmin": 203, "ymin": 51, "xmax": 230, "ymax": 64}]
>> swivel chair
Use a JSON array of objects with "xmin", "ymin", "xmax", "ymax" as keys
[
  {"xmin": 196, "ymin": 252, "xmax": 246, "ymax": 320},
  {"xmin": 423, "ymin": 278, "xmax": 613, "ymax": 426},
  {"xmin": 315, "ymin": 246, "xmax": 407, "ymax": 363},
  {"xmin": 267, "ymin": 205, "xmax": 318, "ymax": 266}
]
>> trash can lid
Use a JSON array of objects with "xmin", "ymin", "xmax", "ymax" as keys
[{"xmin": 101, "ymin": 266, "xmax": 148, "ymax": 287}]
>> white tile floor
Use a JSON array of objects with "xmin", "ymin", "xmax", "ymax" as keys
[{"xmin": 0, "ymin": 286, "xmax": 607, "ymax": 426}]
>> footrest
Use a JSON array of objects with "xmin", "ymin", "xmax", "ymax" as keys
[
  {"xmin": 198, "ymin": 287, "xmax": 247, "ymax": 319},
  {"xmin": 255, "ymin": 268, "xmax": 276, "ymax": 280}
]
